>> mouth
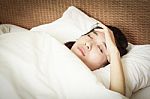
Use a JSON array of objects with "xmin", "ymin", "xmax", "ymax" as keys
[{"xmin": 77, "ymin": 47, "xmax": 85, "ymax": 56}]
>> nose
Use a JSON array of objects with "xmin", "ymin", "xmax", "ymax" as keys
[{"xmin": 85, "ymin": 41, "xmax": 92, "ymax": 51}]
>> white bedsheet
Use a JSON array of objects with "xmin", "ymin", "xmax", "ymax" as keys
[{"xmin": 0, "ymin": 31, "xmax": 127, "ymax": 99}]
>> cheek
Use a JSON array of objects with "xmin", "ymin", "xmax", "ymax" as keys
[
  {"xmin": 84, "ymin": 56, "xmax": 102, "ymax": 70},
  {"xmin": 71, "ymin": 44, "xmax": 84, "ymax": 61},
  {"xmin": 76, "ymin": 36, "xmax": 87, "ymax": 44},
  {"xmin": 71, "ymin": 44, "xmax": 79, "ymax": 56},
  {"xmin": 88, "ymin": 52, "xmax": 103, "ymax": 64},
  {"xmin": 86, "ymin": 51, "xmax": 105, "ymax": 67}
]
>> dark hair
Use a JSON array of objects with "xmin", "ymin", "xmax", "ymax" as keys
[
  {"xmin": 65, "ymin": 26, "xmax": 128, "ymax": 56},
  {"xmin": 106, "ymin": 25, "xmax": 128, "ymax": 56}
]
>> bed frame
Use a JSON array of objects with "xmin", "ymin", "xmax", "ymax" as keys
[{"xmin": 0, "ymin": 0, "xmax": 150, "ymax": 44}]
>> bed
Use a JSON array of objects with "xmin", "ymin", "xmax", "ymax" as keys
[{"xmin": 0, "ymin": 0, "xmax": 150, "ymax": 99}]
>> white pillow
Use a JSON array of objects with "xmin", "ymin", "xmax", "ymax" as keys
[
  {"xmin": 94, "ymin": 44, "xmax": 150, "ymax": 97},
  {"xmin": 0, "ymin": 24, "xmax": 29, "ymax": 34},
  {"xmin": 30, "ymin": 6, "xmax": 99, "ymax": 43}
]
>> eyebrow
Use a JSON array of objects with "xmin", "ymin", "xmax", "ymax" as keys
[
  {"xmin": 82, "ymin": 26, "xmax": 103, "ymax": 36},
  {"xmin": 94, "ymin": 26, "xmax": 103, "ymax": 29}
]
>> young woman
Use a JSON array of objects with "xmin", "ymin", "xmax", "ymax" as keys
[{"xmin": 65, "ymin": 23, "xmax": 128, "ymax": 95}]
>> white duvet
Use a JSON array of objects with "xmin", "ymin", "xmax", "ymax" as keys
[{"xmin": 0, "ymin": 31, "xmax": 127, "ymax": 99}]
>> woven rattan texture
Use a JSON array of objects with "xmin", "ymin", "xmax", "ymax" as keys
[{"xmin": 0, "ymin": 0, "xmax": 150, "ymax": 44}]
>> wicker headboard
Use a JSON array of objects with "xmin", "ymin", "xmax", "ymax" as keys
[{"xmin": 0, "ymin": 0, "xmax": 150, "ymax": 44}]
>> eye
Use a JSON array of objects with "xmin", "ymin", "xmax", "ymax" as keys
[
  {"xmin": 87, "ymin": 34, "xmax": 93, "ymax": 39},
  {"xmin": 93, "ymin": 31, "xmax": 98, "ymax": 35},
  {"xmin": 97, "ymin": 45, "xmax": 103, "ymax": 53},
  {"xmin": 103, "ymin": 42, "xmax": 107, "ymax": 48}
]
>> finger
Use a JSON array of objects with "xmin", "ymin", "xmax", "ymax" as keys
[
  {"xmin": 94, "ymin": 28, "xmax": 104, "ymax": 33},
  {"xmin": 101, "ymin": 42, "xmax": 108, "ymax": 55},
  {"xmin": 99, "ymin": 42, "xmax": 110, "ymax": 62},
  {"xmin": 95, "ymin": 25, "xmax": 116, "ymax": 45},
  {"xmin": 94, "ymin": 28, "xmax": 112, "ymax": 46}
]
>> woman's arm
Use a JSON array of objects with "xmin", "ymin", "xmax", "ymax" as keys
[
  {"xmin": 109, "ymin": 47, "xmax": 125, "ymax": 95},
  {"xmin": 96, "ymin": 23, "xmax": 125, "ymax": 95}
]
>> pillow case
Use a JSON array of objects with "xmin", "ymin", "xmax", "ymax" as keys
[
  {"xmin": 30, "ymin": 6, "xmax": 99, "ymax": 43},
  {"xmin": 130, "ymin": 86, "xmax": 150, "ymax": 99},
  {"xmin": 0, "ymin": 24, "xmax": 29, "ymax": 34},
  {"xmin": 122, "ymin": 44, "xmax": 150, "ymax": 96},
  {"xmin": 94, "ymin": 44, "xmax": 150, "ymax": 97}
]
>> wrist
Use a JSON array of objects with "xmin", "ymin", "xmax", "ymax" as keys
[{"xmin": 109, "ymin": 46, "xmax": 120, "ymax": 55}]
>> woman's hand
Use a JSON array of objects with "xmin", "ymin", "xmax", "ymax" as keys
[
  {"xmin": 95, "ymin": 23, "xmax": 125, "ymax": 95},
  {"xmin": 95, "ymin": 23, "xmax": 119, "ymax": 62}
]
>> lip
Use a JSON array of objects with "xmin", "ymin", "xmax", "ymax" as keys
[{"xmin": 77, "ymin": 47, "xmax": 85, "ymax": 56}]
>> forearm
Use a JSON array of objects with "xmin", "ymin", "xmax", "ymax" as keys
[{"xmin": 109, "ymin": 47, "xmax": 125, "ymax": 95}]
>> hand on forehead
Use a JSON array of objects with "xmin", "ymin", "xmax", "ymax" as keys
[{"xmin": 94, "ymin": 22, "xmax": 115, "ymax": 43}]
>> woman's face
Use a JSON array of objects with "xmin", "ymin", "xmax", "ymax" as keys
[{"xmin": 71, "ymin": 29, "xmax": 108, "ymax": 70}]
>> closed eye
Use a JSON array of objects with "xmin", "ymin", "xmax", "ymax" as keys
[
  {"xmin": 97, "ymin": 45, "xmax": 103, "ymax": 53},
  {"xmin": 87, "ymin": 34, "xmax": 93, "ymax": 39},
  {"xmin": 93, "ymin": 31, "xmax": 98, "ymax": 35}
]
